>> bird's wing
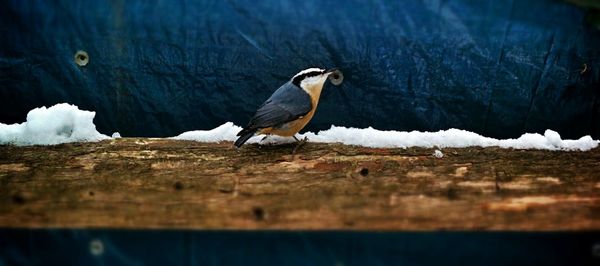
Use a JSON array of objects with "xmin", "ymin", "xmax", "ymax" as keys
[{"xmin": 245, "ymin": 81, "xmax": 312, "ymax": 130}]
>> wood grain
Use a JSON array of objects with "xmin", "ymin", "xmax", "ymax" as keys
[{"xmin": 0, "ymin": 138, "xmax": 599, "ymax": 230}]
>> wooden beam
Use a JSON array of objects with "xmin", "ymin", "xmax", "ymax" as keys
[{"xmin": 0, "ymin": 138, "xmax": 598, "ymax": 230}]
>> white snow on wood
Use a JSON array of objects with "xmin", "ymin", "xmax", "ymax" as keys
[
  {"xmin": 2, "ymin": 103, "xmax": 597, "ymax": 151},
  {"xmin": 304, "ymin": 126, "xmax": 599, "ymax": 151},
  {"xmin": 173, "ymin": 123, "xmax": 599, "ymax": 151},
  {"xmin": 0, "ymin": 103, "xmax": 109, "ymax": 146},
  {"xmin": 172, "ymin": 122, "xmax": 242, "ymax": 142},
  {"xmin": 433, "ymin": 149, "xmax": 444, "ymax": 158}
]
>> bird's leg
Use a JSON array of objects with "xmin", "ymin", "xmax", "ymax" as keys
[
  {"xmin": 292, "ymin": 135, "xmax": 309, "ymax": 156},
  {"xmin": 260, "ymin": 135, "xmax": 269, "ymax": 143}
]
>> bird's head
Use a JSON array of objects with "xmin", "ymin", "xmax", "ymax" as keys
[{"xmin": 291, "ymin": 68, "xmax": 344, "ymax": 90}]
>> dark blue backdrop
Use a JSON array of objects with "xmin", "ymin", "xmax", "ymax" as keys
[
  {"xmin": 1, "ymin": 0, "xmax": 599, "ymax": 138},
  {"xmin": 1, "ymin": 230, "xmax": 599, "ymax": 266}
]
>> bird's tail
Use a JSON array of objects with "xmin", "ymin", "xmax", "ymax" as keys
[{"xmin": 234, "ymin": 128, "xmax": 256, "ymax": 148}]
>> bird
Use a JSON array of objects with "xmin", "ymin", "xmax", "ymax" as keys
[{"xmin": 234, "ymin": 67, "xmax": 343, "ymax": 151}]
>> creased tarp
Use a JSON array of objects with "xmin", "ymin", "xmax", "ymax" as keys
[{"xmin": 0, "ymin": 0, "xmax": 599, "ymax": 138}]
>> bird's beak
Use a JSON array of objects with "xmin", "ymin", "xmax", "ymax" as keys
[{"xmin": 325, "ymin": 68, "xmax": 339, "ymax": 75}]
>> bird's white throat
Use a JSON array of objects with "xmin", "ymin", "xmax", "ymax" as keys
[{"xmin": 300, "ymin": 75, "xmax": 328, "ymax": 106}]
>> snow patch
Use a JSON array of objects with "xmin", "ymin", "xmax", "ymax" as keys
[
  {"xmin": 173, "ymin": 123, "xmax": 598, "ymax": 151},
  {"xmin": 0, "ymin": 103, "xmax": 110, "ymax": 146},
  {"xmin": 433, "ymin": 150, "xmax": 444, "ymax": 158},
  {"xmin": 304, "ymin": 126, "xmax": 598, "ymax": 151},
  {"xmin": 111, "ymin": 132, "xmax": 122, "ymax": 138},
  {"xmin": 172, "ymin": 122, "xmax": 242, "ymax": 142},
  {"xmin": 4, "ymin": 102, "xmax": 595, "ymax": 152}
]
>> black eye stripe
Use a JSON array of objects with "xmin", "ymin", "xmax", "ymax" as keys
[{"xmin": 292, "ymin": 70, "xmax": 325, "ymax": 86}]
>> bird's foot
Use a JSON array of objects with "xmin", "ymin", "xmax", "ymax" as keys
[
  {"xmin": 292, "ymin": 136, "xmax": 308, "ymax": 157},
  {"xmin": 292, "ymin": 135, "xmax": 309, "ymax": 142}
]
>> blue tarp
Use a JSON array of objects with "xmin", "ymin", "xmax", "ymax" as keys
[
  {"xmin": 1, "ymin": 0, "xmax": 599, "ymax": 138},
  {"xmin": 1, "ymin": 230, "xmax": 598, "ymax": 265}
]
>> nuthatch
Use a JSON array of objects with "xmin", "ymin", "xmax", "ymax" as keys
[{"xmin": 235, "ymin": 67, "xmax": 344, "ymax": 149}]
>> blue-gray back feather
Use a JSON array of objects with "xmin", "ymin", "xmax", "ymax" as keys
[{"xmin": 241, "ymin": 81, "xmax": 312, "ymax": 133}]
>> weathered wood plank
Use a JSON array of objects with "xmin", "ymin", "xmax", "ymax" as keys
[{"xmin": 0, "ymin": 138, "xmax": 598, "ymax": 230}]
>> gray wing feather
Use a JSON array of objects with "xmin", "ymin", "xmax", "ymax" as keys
[{"xmin": 246, "ymin": 81, "xmax": 312, "ymax": 130}]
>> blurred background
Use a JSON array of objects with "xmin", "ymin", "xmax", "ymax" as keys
[{"xmin": 1, "ymin": 0, "xmax": 599, "ymax": 138}]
